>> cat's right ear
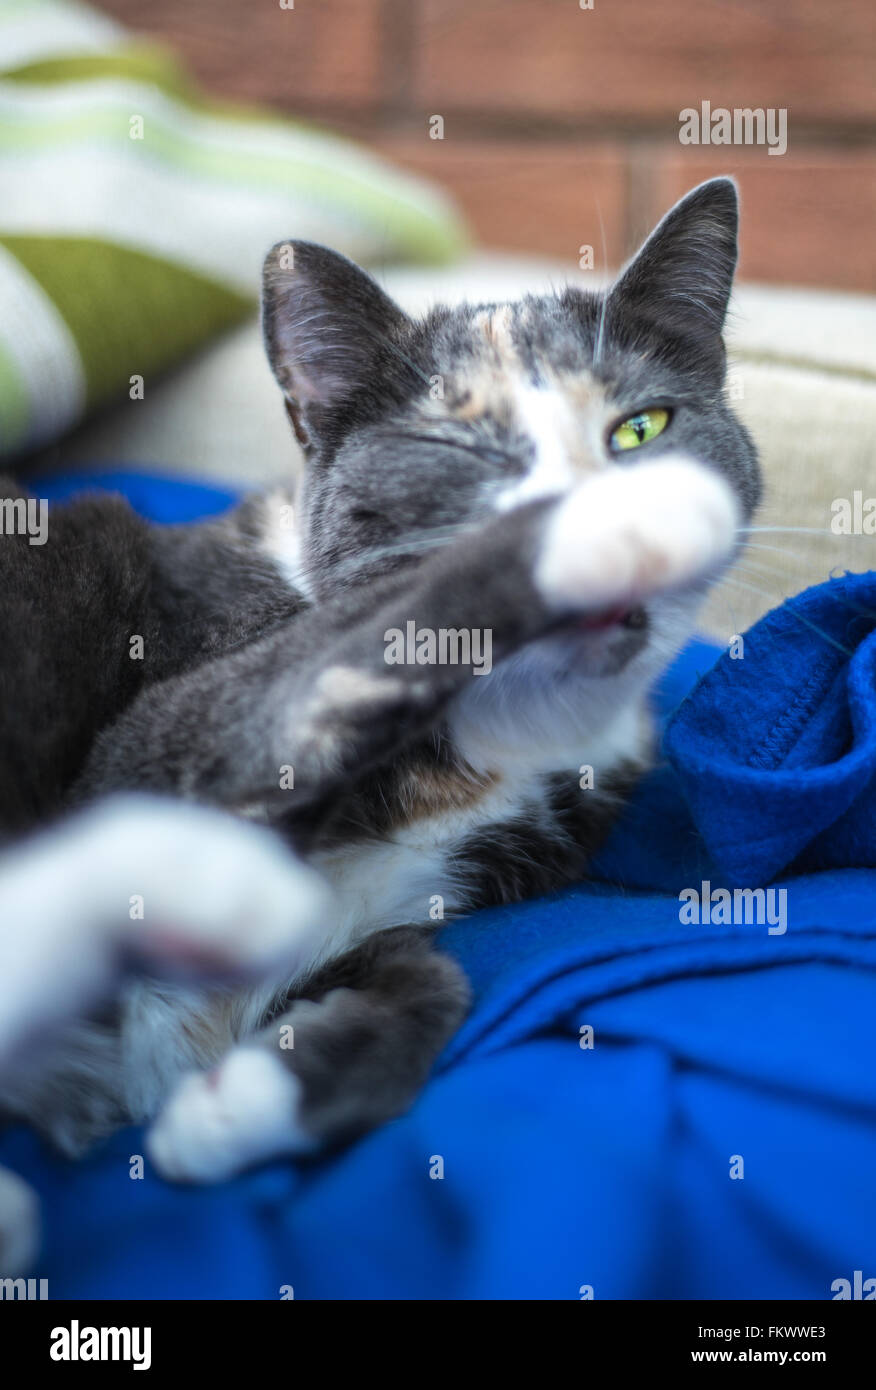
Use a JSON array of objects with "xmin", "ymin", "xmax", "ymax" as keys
[
  {"xmin": 261, "ymin": 241, "xmax": 410, "ymax": 450},
  {"xmin": 606, "ymin": 177, "xmax": 739, "ymax": 363}
]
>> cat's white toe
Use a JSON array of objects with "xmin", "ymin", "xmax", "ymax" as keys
[
  {"xmin": 0, "ymin": 1165, "xmax": 40, "ymax": 1274},
  {"xmin": 536, "ymin": 455, "xmax": 739, "ymax": 612},
  {"xmin": 146, "ymin": 1047, "xmax": 317, "ymax": 1183}
]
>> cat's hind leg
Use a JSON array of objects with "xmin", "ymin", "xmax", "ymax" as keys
[{"xmin": 146, "ymin": 926, "xmax": 469, "ymax": 1182}]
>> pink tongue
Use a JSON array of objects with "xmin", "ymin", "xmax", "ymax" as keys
[{"xmin": 577, "ymin": 605, "xmax": 629, "ymax": 631}]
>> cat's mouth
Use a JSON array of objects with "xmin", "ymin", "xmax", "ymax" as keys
[
  {"xmin": 540, "ymin": 604, "xmax": 650, "ymax": 679},
  {"xmin": 574, "ymin": 604, "xmax": 647, "ymax": 633}
]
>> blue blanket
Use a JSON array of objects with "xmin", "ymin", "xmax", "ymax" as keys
[{"xmin": 2, "ymin": 471, "xmax": 874, "ymax": 1300}]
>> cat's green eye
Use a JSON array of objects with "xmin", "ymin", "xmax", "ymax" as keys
[{"xmin": 610, "ymin": 407, "xmax": 670, "ymax": 452}]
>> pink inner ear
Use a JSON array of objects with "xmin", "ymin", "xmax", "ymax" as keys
[
  {"xmin": 284, "ymin": 398, "xmax": 310, "ymax": 448},
  {"xmin": 275, "ymin": 327, "xmax": 362, "ymax": 408},
  {"xmin": 287, "ymin": 364, "xmax": 357, "ymax": 409}
]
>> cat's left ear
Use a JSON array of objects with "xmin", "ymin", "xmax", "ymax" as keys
[
  {"xmin": 607, "ymin": 177, "xmax": 739, "ymax": 351},
  {"xmin": 262, "ymin": 241, "xmax": 411, "ymax": 448}
]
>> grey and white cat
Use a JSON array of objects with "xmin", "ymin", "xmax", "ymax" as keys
[{"xmin": 0, "ymin": 178, "xmax": 759, "ymax": 1263}]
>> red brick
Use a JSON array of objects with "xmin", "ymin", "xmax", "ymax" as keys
[
  {"xmin": 97, "ymin": 0, "xmax": 383, "ymax": 111},
  {"xmin": 415, "ymin": 0, "xmax": 876, "ymax": 127},
  {"xmin": 377, "ymin": 137, "xmax": 628, "ymax": 261},
  {"xmin": 653, "ymin": 149, "xmax": 876, "ymax": 291}
]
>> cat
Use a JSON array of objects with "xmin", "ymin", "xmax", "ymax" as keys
[{"xmin": 0, "ymin": 177, "xmax": 759, "ymax": 1266}]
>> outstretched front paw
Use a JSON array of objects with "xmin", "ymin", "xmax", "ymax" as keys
[{"xmin": 535, "ymin": 456, "xmax": 739, "ymax": 614}]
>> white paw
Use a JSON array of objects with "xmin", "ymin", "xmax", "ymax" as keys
[
  {"xmin": 535, "ymin": 456, "xmax": 739, "ymax": 612},
  {"xmin": 146, "ymin": 1047, "xmax": 317, "ymax": 1183},
  {"xmin": 0, "ymin": 799, "xmax": 332, "ymax": 1064},
  {"xmin": 0, "ymin": 1166, "xmax": 40, "ymax": 1274},
  {"xmin": 103, "ymin": 799, "xmax": 333, "ymax": 977}
]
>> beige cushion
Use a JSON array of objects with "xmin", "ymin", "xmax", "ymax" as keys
[{"xmin": 29, "ymin": 255, "xmax": 876, "ymax": 642}]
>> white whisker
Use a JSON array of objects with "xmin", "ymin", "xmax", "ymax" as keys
[{"xmin": 719, "ymin": 573, "xmax": 853, "ymax": 656}]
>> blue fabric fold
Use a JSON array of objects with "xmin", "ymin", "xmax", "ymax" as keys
[
  {"xmin": 1, "ymin": 472, "xmax": 874, "ymax": 1300},
  {"xmin": 663, "ymin": 572, "xmax": 876, "ymax": 884}
]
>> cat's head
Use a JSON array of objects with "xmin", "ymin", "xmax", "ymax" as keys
[{"xmin": 261, "ymin": 178, "xmax": 759, "ymax": 750}]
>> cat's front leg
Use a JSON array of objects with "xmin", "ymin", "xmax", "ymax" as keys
[
  {"xmin": 0, "ymin": 796, "xmax": 332, "ymax": 1068},
  {"xmin": 79, "ymin": 455, "xmax": 737, "ymax": 821},
  {"xmin": 0, "ymin": 796, "xmax": 336, "ymax": 1168},
  {"xmin": 146, "ymin": 926, "xmax": 469, "ymax": 1182}
]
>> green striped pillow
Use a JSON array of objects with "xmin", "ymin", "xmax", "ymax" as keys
[{"xmin": 0, "ymin": 0, "xmax": 466, "ymax": 459}]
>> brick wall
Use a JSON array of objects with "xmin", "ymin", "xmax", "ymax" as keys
[{"xmin": 98, "ymin": 0, "xmax": 876, "ymax": 290}]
